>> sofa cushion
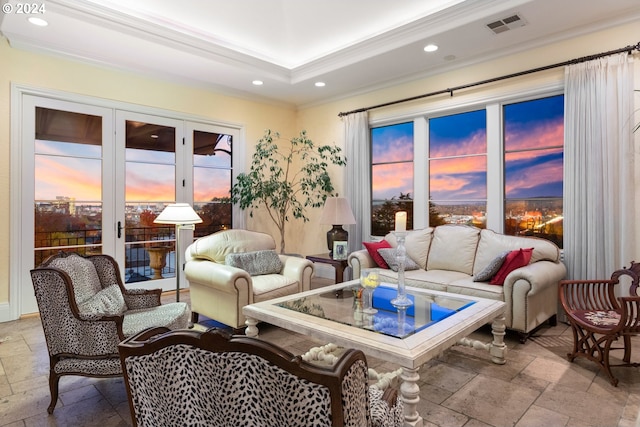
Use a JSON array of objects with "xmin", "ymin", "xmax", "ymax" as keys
[
  {"xmin": 78, "ymin": 284, "xmax": 126, "ymax": 316},
  {"xmin": 384, "ymin": 228, "xmax": 433, "ymax": 269},
  {"xmin": 49, "ymin": 254, "xmax": 103, "ymax": 305},
  {"xmin": 426, "ymin": 225, "xmax": 480, "ymax": 275},
  {"xmin": 447, "ymin": 278, "xmax": 505, "ymax": 301},
  {"xmin": 122, "ymin": 302, "xmax": 190, "ymax": 337},
  {"xmin": 473, "ymin": 251, "xmax": 510, "ymax": 282},
  {"xmin": 490, "ymin": 248, "xmax": 534, "ymax": 285},
  {"xmin": 473, "ymin": 229, "xmax": 560, "ymax": 276},
  {"xmin": 188, "ymin": 229, "xmax": 276, "ymax": 264},
  {"xmin": 251, "ymin": 275, "xmax": 299, "ymax": 302},
  {"xmin": 363, "ymin": 240, "xmax": 392, "ymax": 269},
  {"xmin": 225, "ymin": 250, "xmax": 283, "ymax": 276},
  {"xmin": 377, "ymin": 248, "xmax": 419, "ymax": 272},
  {"xmin": 377, "ymin": 269, "xmax": 467, "ymax": 292}
]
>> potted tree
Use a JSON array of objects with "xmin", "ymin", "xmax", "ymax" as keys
[{"xmin": 231, "ymin": 130, "xmax": 346, "ymax": 253}]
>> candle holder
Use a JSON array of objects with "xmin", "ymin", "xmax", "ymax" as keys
[{"xmin": 391, "ymin": 231, "xmax": 413, "ymax": 308}]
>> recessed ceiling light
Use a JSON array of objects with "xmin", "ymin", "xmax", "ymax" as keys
[
  {"xmin": 252, "ymin": 80, "xmax": 263, "ymax": 86},
  {"xmin": 315, "ymin": 82, "xmax": 326, "ymax": 87},
  {"xmin": 423, "ymin": 44, "xmax": 438, "ymax": 52},
  {"xmin": 28, "ymin": 17, "xmax": 48, "ymax": 27}
]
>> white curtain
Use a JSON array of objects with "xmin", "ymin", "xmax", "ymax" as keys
[
  {"xmin": 344, "ymin": 111, "xmax": 371, "ymax": 253},
  {"xmin": 564, "ymin": 52, "xmax": 635, "ymax": 286}
]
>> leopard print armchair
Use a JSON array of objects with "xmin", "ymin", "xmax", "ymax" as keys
[
  {"xmin": 30, "ymin": 252, "xmax": 191, "ymax": 414},
  {"xmin": 118, "ymin": 327, "xmax": 403, "ymax": 427}
]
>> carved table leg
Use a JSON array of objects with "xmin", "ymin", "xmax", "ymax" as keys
[
  {"xmin": 400, "ymin": 366, "xmax": 423, "ymax": 427},
  {"xmin": 456, "ymin": 314, "xmax": 508, "ymax": 365},
  {"xmin": 490, "ymin": 315, "xmax": 507, "ymax": 365},
  {"xmin": 245, "ymin": 317, "xmax": 259, "ymax": 337}
]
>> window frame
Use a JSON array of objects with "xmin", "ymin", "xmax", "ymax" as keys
[{"xmin": 368, "ymin": 88, "xmax": 564, "ymax": 240}]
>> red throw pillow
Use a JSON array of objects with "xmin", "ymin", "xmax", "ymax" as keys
[
  {"xmin": 362, "ymin": 240, "xmax": 392, "ymax": 269},
  {"xmin": 489, "ymin": 248, "xmax": 534, "ymax": 285}
]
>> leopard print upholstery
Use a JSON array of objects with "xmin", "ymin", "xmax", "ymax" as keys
[
  {"xmin": 31, "ymin": 252, "xmax": 191, "ymax": 414},
  {"xmin": 124, "ymin": 346, "xmax": 336, "ymax": 427},
  {"xmin": 120, "ymin": 328, "xmax": 404, "ymax": 427},
  {"xmin": 369, "ymin": 386, "xmax": 404, "ymax": 427}
]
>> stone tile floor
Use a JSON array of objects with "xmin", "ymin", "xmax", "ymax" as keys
[{"xmin": 1, "ymin": 282, "xmax": 639, "ymax": 427}]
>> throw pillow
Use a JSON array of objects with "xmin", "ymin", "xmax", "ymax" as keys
[
  {"xmin": 362, "ymin": 240, "xmax": 392, "ymax": 269},
  {"xmin": 473, "ymin": 251, "xmax": 510, "ymax": 282},
  {"xmin": 490, "ymin": 248, "xmax": 534, "ymax": 285},
  {"xmin": 49, "ymin": 254, "xmax": 103, "ymax": 304},
  {"xmin": 78, "ymin": 284, "xmax": 127, "ymax": 316},
  {"xmin": 225, "ymin": 250, "xmax": 283, "ymax": 276},
  {"xmin": 377, "ymin": 248, "xmax": 419, "ymax": 272}
]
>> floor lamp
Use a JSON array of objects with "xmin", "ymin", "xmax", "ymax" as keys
[{"xmin": 154, "ymin": 203, "xmax": 202, "ymax": 302}]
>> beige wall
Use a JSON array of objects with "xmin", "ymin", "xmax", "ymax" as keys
[
  {"xmin": 296, "ymin": 20, "xmax": 640, "ymax": 258},
  {"xmin": 1, "ymin": 19, "xmax": 639, "ymax": 310},
  {"xmin": 0, "ymin": 38, "xmax": 297, "ymax": 308}
]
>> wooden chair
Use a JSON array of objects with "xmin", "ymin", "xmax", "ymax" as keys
[
  {"xmin": 559, "ymin": 262, "xmax": 640, "ymax": 386},
  {"xmin": 118, "ymin": 327, "xmax": 403, "ymax": 427},
  {"xmin": 30, "ymin": 252, "xmax": 190, "ymax": 413}
]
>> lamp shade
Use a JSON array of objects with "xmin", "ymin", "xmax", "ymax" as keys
[
  {"xmin": 319, "ymin": 197, "xmax": 356, "ymax": 225},
  {"xmin": 154, "ymin": 203, "xmax": 203, "ymax": 225}
]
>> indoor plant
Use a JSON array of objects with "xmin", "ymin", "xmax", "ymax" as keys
[{"xmin": 231, "ymin": 130, "xmax": 346, "ymax": 253}]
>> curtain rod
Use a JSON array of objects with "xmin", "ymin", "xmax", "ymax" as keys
[{"xmin": 338, "ymin": 41, "xmax": 640, "ymax": 118}]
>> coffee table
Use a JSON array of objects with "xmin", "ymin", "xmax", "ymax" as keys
[{"xmin": 243, "ymin": 280, "xmax": 507, "ymax": 427}]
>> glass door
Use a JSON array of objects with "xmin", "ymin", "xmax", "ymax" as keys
[
  {"xmin": 115, "ymin": 112, "xmax": 183, "ymax": 291},
  {"xmin": 21, "ymin": 96, "xmax": 114, "ymax": 314},
  {"xmin": 188, "ymin": 122, "xmax": 236, "ymax": 239}
]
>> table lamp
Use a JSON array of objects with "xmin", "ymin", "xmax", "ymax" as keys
[
  {"xmin": 154, "ymin": 203, "xmax": 202, "ymax": 302},
  {"xmin": 319, "ymin": 197, "xmax": 356, "ymax": 256}
]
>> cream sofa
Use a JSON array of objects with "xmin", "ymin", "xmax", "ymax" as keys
[
  {"xmin": 184, "ymin": 229, "xmax": 314, "ymax": 329},
  {"xmin": 348, "ymin": 225, "xmax": 566, "ymax": 341}
]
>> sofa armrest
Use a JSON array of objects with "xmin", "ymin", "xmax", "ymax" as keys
[
  {"xmin": 185, "ymin": 259, "xmax": 252, "ymax": 293},
  {"xmin": 348, "ymin": 250, "xmax": 376, "ymax": 280},
  {"xmin": 279, "ymin": 255, "xmax": 314, "ymax": 291},
  {"xmin": 503, "ymin": 260, "xmax": 567, "ymax": 295}
]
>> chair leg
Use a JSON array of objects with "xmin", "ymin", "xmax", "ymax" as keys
[
  {"xmin": 191, "ymin": 311, "xmax": 199, "ymax": 324},
  {"xmin": 603, "ymin": 337, "xmax": 620, "ymax": 387},
  {"xmin": 623, "ymin": 334, "xmax": 632, "ymax": 363},
  {"xmin": 47, "ymin": 368, "xmax": 60, "ymax": 414}
]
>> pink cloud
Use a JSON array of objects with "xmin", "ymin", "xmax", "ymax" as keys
[{"xmin": 430, "ymin": 130, "xmax": 486, "ymax": 158}]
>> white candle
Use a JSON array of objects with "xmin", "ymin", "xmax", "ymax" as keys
[{"xmin": 395, "ymin": 211, "xmax": 407, "ymax": 232}]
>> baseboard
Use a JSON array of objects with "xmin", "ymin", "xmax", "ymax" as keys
[{"xmin": 0, "ymin": 302, "xmax": 17, "ymax": 323}]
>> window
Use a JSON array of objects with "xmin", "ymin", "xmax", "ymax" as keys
[
  {"xmin": 368, "ymin": 94, "xmax": 564, "ymax": 249},
  {"xmin": 371, "ymin": 122, "xmax": 413, "ymax": 235},
  {"xmin": 503, "ymin": 95, "xmax": 564, "ymax": 247},
  {"xmin": 429, "ymin": 110, "xmax": 487, "ymax": 228},
  {"xmin": 34, "ymin": 108, "xmax": 103, "ymax": 266},
  {"xmin": 193, "ymin": 130, "xmax": 233, "ymax": 237}
]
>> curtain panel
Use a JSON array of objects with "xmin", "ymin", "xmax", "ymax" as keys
[
  {"xmin": 344, "ymin": 112, "xmax": 371, "ymax": 254},
  {"xmin": 564, "ymin": 53, "xmax": 635, "ymax": 288}
]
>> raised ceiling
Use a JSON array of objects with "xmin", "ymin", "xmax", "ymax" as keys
[{"xmin": 1, "ymin": 0, "xmax": 639, "ymax": 107}]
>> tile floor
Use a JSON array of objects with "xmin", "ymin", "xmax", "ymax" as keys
[{"xmin": 1, "ymin": 280, "xmax": 640, "ymax": 427}]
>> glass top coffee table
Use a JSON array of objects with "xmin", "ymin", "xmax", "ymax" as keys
[{"xmin": 243, "ymin": 280, "xmax": 507, "ymax": 427}]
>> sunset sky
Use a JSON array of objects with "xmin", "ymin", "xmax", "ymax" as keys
[
  {"xmin": 35, "ymin": 141, "xmax": 232, "ymax": 203},
  {"xmin": 36, "ymin": 95, "xmax": 563, "ymax": 207},
  {"xmin": 371, "ymin": 95, "xmax": 564, "ymax": 201}
]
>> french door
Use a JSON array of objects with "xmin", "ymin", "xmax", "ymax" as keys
[
  {"xmin": 17, "ymin": 92, "xmax": 239, "ymax": 317},
  {"xmin": 114, "ymin": 111, "xmax": 183, "ymax": 291}
]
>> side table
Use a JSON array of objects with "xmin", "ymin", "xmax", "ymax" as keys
[{"xmin": 306, "ymin": 253, "xmax": 348, "ymax": 283}]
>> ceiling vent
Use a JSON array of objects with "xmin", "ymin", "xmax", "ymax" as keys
[{"xmin": 486, "ymin": 13, "xmax": 526, "ymax": 35}]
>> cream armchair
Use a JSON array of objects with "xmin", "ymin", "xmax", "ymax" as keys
[{"xmin": 184, "ymin": 229, "xmax": 314, "ymax": 329}]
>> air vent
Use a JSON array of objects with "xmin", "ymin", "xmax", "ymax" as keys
[{"xmin": 486, "ymin": 13, "xmax": 526, "ymax": 35}]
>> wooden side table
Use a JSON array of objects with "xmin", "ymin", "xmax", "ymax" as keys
[{"xmin": 306, "ymin": 253, "xmax": 349, "ymax": 283}]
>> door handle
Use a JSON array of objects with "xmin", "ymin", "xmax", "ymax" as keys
[{"xmin": 117, "ymin": 221, "xmax": 123, "ymax": 239}]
